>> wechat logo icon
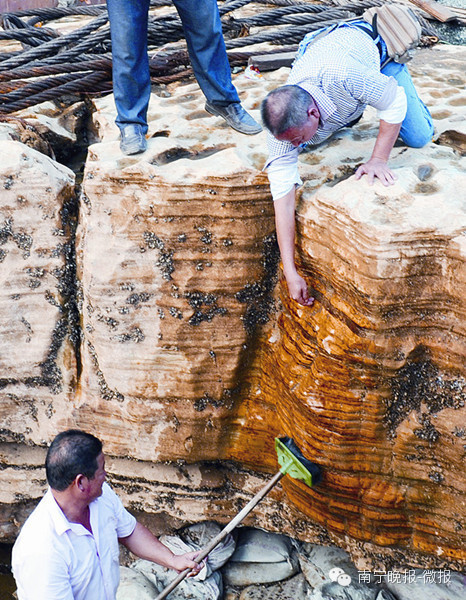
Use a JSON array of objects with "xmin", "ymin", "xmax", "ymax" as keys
[{"xmin": 329, "ymin": 568, "xmax": 352, "ymax": 587}]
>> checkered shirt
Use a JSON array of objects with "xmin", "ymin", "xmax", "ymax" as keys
[{"xmin": 265, "ymin": 25, "xmax": 398, "ymax": 173}]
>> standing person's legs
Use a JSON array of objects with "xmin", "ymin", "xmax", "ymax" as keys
[
  {"xmin": 107, "ymin": 0, "xmax": 151, "ymax": 133},
  {"xmin": 172, "ymin": 0, "xmax": 261, "ymax": 134},
  {"xmin": 172, "ymin": 0, "xmax": 239, "ymax": 105},
  {"xmin": 381, "ymin": 61, "xmax": 434, "ymax": 148}
]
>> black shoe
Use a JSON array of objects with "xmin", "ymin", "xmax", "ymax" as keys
[{"xmin": 205, "ymin": 101, "xmax": 262, "ymax": 135}]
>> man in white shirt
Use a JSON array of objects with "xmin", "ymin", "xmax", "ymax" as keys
[
  {"xmin": 12, "ymin": 429, "xmax": 200, "ymax": 600},
  {"xmin": 261, "ymin": 22, "xmax": 433, "ymax": 306}
]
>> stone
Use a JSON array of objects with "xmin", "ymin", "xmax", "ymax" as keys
[
  {"xmin": 229, "ymin": 528, "xmax": 294, "ymax": 564},
  {"xmin": 238, "ymin": 573, "xmax": 309, "ymax": 600},
  {"xmin": 180, "ymin": 521, "xmax": 236, "ymax": 571},
  {"xmin": 255, "ymin": 157, "xmax": 466, "ymax": 568},
  {"xmin": 298, "ymin": 543, "xmax": 377, "ymax": 600},
  {"xmin": 222, "ymin": 559, "xmax": 299, "ymax": 587},
  {"xmin": 298, "ymin": 543, "xmax": 360, "ymax": 590},
  {"xmin": 0, "ymin": 141, "xmax": 77, "ymax": 455},
  {"xmin": 0, "ymin": 120, "xmax": 53, "ymax": 158},
  {"xmin": 0, "ymin": 43, "xmax": 464, "ymax": 572},
  {"xmin": 116, "ymin": 566, "xmax": 157, "ymax": 600},
  {"xmin": 0, "ymin": 99, "xmax": 88, "ymax": 164},
  {"xmin": 15, "ymin": 100, "xmax": 87, "ymax": 149},
  {"xmin": 384, "ymin": 568, "xmax": 466, "ymax": 600},
  {"xmin": 222, "ymin": 528, "xmax": 299, "ymax": 586},
  {"xmin": 74, "ymin": 72, "xmax": 274, "ymax": 462},
  {"xmin": 229, "ymin": 46, "xmax": 466, "ymax": 569},
  {"xmin": 132, "ymin": 557, "xmax": 222, "ymax": 600}
]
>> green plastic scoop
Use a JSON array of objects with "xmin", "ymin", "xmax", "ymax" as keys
[
  {"xmin": 275, "ymin": 436, "xmax": 322, "ymax": 487},
  {"xmin": 154, "ymin": 436, "xmax": 322, "ymax": 600}
]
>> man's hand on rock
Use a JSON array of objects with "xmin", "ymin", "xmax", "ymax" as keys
[
  {"xmin": 355, "ymin": 158, "xmax": 397, "ymax": 187},
  {"xmin": 286, "ymin": 272, "xmax": 315, "ymax": 306}
]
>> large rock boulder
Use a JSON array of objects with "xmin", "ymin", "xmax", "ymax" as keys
[
  {"xmin": 0, "ymin": 44, "xmax": 464, "ymax": 569},
  {"xmin": 75, "ymin": 123, "xmax": 274, "ymax": 461},
  {"xmin": 0, "ymin": 140, "xmax": 77, "ymax": 441},
  {"xmin": 0, "ymin": 139, "xmax": 77, "ymax": 537},
  {"xmin": 233, "ymin": 46, "xmax": 466, "ymax": 568}
]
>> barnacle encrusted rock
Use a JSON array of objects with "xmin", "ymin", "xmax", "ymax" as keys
[
  {"xmin": 0, "ymin": 140, "xmax": 77, "ymax": 455},
  {"xmin": 0, "ymin": 46, "xmax": 464, "ymax": 568}
]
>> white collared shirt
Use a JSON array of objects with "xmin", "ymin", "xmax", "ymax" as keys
[{"xmin": 12, "ymin": 482, "xmax": 136, "ymax": 600}]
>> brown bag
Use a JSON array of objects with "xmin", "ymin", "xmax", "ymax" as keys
[{"xmin": 363, "ymin": 4, "xmax": 422, "ymax": 64}]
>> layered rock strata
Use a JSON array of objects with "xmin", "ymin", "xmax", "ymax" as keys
[
  {"xmin": 0, "ymin": 140, "xmax": 77, "ymax": 452},
  {"xmin": 0, "ymin": 45, "xmax": 464, "ymax": 569}
]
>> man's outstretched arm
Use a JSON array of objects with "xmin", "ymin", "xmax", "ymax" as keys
[
  {"xmin": 354, "ymin": 119, "xmax": 401, "ymax": 186},
  {"xmin": 120, "ymin": 522, "xmax": 200, "ymax": 573},
  {"xmin": 274, "ymin": 188, "xmax": 314, "ymax": 306},
  {"xmin": 354, "ymin": 84, "xmax": 407, "ymax": 186}
]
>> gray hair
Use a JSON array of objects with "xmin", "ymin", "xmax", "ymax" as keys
[{"xmin": 261, "ymin": 85, "xmax": 314, "ymax": 136}]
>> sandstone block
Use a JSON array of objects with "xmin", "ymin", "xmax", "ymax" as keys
[
  {"xmin": 76, "ymin": 75, "xmax": 275, "ymax": 461},
  {"xmin": 0, "ymin": 45, "xmax": 464, "ymax": 571},
  {"xmin": 0, "ymin": 140, "xmax": 77, "ymax": 446}
]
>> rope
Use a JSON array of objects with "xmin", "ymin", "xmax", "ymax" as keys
[
  {"xmin": 241, "ymin": 7, "xmax": 355, "ymax": 27},
  {"xmin": 0, "ymin": 0, "xmax": 441, "ymax": 115},
  {"xmin": 0, "ymin": 13, "xmax": 109, "ymax": 71},
  {"xmin": 225, "ymin": 14, "xmax": 354, "ymax": 48},
  {"xmin": 0, "ymin": 71, "xmax": 109, "ymax": 114}
]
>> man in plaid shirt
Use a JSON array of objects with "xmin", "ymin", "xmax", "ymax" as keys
[{"xmin": 261, "ymin": 22, "xmax": 433, "ymax": 306}]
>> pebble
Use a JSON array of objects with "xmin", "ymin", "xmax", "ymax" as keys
[
  {"xmin": 116, "ymin": 566, "xmax": 157, "ymax": 600},
  {"xmin": 385, "ymin": 569, "xmax": 466, "ymax": 600}
]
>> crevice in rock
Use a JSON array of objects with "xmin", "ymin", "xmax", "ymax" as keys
[
  {"xmin": 35, "ymin": 97, "xmax": 95, "ymax": 385},
  {"xmin": 149, "ymin": 144, "xmax": 234, "ymax": 165}
]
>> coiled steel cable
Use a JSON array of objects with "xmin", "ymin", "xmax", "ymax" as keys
[
  {"xmin": 225, "ymin": 14, "xmax": 353, "ymax": 48},
  {"xmin": 0, "ymin": 13, "xmax": 109, "ymax": 70},
  {"xmin": 0, "ymin": 0, "xmax": 441, "ymax": 115},
  {"xmin": 0, "ymin": 71, "xmax": 109, "ymax": 114}
]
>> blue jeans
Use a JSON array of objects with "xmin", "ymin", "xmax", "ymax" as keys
[
  {"xmin": 376, "ymin": 36, "xmax": 434, "ymax": 148},
  {"xmin": 381, "ymin": 59, "xmax": 434, "ymax": 147},
  {"xmin": 106, "ymin": 0, "xmax": 240, "ymax": 133}
]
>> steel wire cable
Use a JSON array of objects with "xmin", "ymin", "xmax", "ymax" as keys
[
  {"xmin": 244, "ymin": 4, "xmax": 329, "ymax": 22},
  {"xmin": 218, "ymin": 0, "xmax": 254, "ymax": 16},
  {"xmin": 0, "ymin": 71, "xmax": 108, "ymax": 113},
  {"xmin": 2, "ymin": 13, "xmax": 59, "ymax": 36},
  {"xmin": 0, "ymin": 51, "xmax": 21, "ymax": 61},
  {"xmin": 0, "ymin": 0, "xmax": 442, "ymax": 114},
  {"xmin": 240, "ymin": 7, "xmax": 354, "ymax": 27},
  {"xmin": 0, "ymin": 72, "xmax": 79, "ymax": 101},
  {"xmin": 254, "ymin": 0, "xmax": 308, "ymax": 5},
  {"xmin": 224, "ymin": 15, "xmax": 353, "ymax": 48},
  {"xmin": 1, "ymin": 6, "xmax": 107, "ymax": 21},
  {"xmin": 0, "ymin": 58, "xmax": 112, "ymax": 82},
  {"xmin": 0, "ymin": 79, "xmax": 27, "ymax": 93},
  {"xmin": 28, "ymin": 25, "xmax": 111, "ymax": 66},
  {"xmin": 0, "ymin": 13, "xmax": 108, "ymax": 70},
  {"xmin": 0, "ymin": 28, "xmax": 59, "ymax": 46}
]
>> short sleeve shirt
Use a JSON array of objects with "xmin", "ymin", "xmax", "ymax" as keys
[{"xmin": 12, "ymin": 482, "xmax": 136, "ymax": 600}]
